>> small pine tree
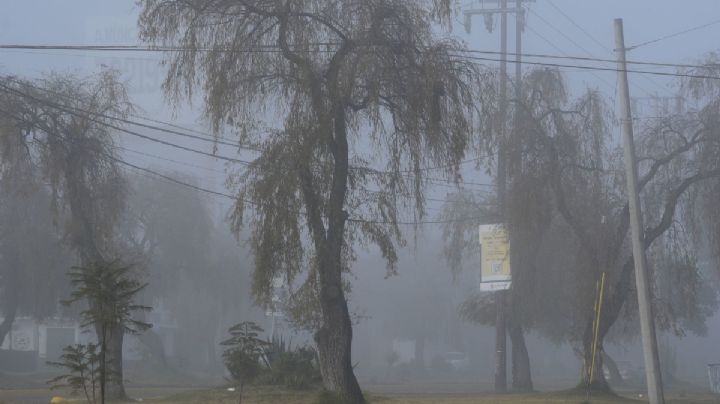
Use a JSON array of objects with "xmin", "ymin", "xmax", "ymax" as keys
[
  {"xmin": 48, "ymin": 343, "xmax": 101, "ymax": 404},
  {"xmin": 64, "ymin": 260, "xmax": 151, "ymax": 404},
  {"xmin": 221, "ymin": 322, "xmax": 269, "ymax": 404}
]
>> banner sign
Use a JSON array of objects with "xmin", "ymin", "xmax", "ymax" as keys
[{"xmin": 479, "ymin": 224, "xmax": 512, "ymax": 291}]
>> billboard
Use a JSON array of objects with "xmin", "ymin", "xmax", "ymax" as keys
[{"xmin": 479, "ymin": 224, "xmax": 511, "ymax": 291}]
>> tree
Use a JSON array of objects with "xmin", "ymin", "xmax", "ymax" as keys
[
  {"xmin": 139, "ymin": 1, "xmax": 493, "ymax": 401},
  {"xmin": 221, "ymin": 321, "xmax": 270, "ymax": 404},
  {"xmin": 121, "ymin": 171, "xmax": 252, "ymax": 370},
  {"xmin": 64, "ymin": 261, "xmax": 151, "ymax": 404},
  {"xmin": 48, "ymin": 343, "xmax": 102, "ymax": 404},
  {"xmin": 0, "ymin": 100, "xmax": 73, "ymax": 346},
  {"xmin": 0, "ymin": 71, "xmax": 135, "ymax": 399},
  {"xmin": 445, "ymin": 67, "xmax": 720, "ymax": 392},
  {"xmin": 539, "ymin": 69, "xmax": 720, "ymax": 391},
  {"xmin": 0, "ymin": 177, "xmax": 73, "ymax": 347}
]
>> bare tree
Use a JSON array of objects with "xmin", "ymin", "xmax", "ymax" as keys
[{"xmin": 139, "ymin": 1, "xmax": 493, "ymax": 401}]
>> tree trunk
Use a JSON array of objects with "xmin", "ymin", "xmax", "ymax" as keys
[
  {"xmin": 100, "ymin": 327, "xmax": 106, "ymax": 404},
  {"xmin": 0, "ymin": 286, "xmax": 19, "ymax": 347},
  {"xmin": 580, "ymin": 318, "xmax": 610, "ymax": 393},
  {"xmin": 315, "ymin": 255, "xmax": 364, "ymax": 404},
  {"xmin": 577, "ymin": 259, "xmax": 635, "ymax": 393},
  {"xmin": 135, "ymin": 308, "xmax": 167, "ymax": 366},
  {"xmin": 0, "ymin": 291, "xmax": 18, "ymax": 345},
  {"xmin": 603, "ymin": 351, "xmax": 624, "ymax": 388},
  {"xmin": 0, "ymin": 252, "xmax": 20, "ymax": 347},
  {"xmin": 138, "ymin": 329, "xmax": 167, "ymax": 367},
  {"xmin": 102, "ymin": 323, "xmax": 127, "ymax": 400},
  {"xmin": 415, "ymin": 335, "xmax": 425, "ymax": 370},
  {"xmin": 509, "ymin": 323, "xmax": 533, "ymax": 392}
]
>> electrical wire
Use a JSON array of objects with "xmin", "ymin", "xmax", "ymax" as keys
[
  {"xmin": 115, "ymin": 146, "xmax": 227, "ymax": 174},
  {"xmin": 1, "ymin": 75, "xmax": 260, "ymax": 152},
  {"xmin": 545, "ymin": 0, "xmax": 608, "ymax": 51},
  {"xmin": 628, "ymin": 18, "xmax": 720, "ymax": 51},
  {"xmin": 0, "ymin": 82, "xmax": 256, "ymax": 165},
  {"xmin": 527, "ymin": 8, "xmax": 655, "ymax": 96},
  {"xmin": 449, "ymin": 53, "xmax": 720, "ymax": 81},
  {"xmin": 0, "ymin": 75, "xmax": 496, "ymax": 188},
  {"xmin": 539, "ymin": 2, "xmax": 669, "ymax": 95},
  {"xmin": 0, "ymin": 103, "xmax": 489, "ymax": 226},
  {"xmin": 3, "ymin": 42, "xmax": 720, "ymax": 72}
]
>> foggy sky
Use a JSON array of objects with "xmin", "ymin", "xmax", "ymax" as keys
[
  {"xmin": 2, "ymin": 0, "xmax": 720, "ymax": 388},
  {"xmin": 2, "ymin": 1, "xmax": 718, "ymax": 207}
]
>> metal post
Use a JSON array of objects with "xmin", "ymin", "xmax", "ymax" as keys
[
  {"xmin": 515, "ymin": 1, "xmax": 523, "ymax": 104},
  {"xmin": 510, "ymin": 1, "xmax": 523, "ymax": 178},
  {"xmin": 614, "ymin": 18, "xmax": 665, "ymax": 404},
  {"xmin": 464, "ymin": 1, "xmax": 533, "ymax": 393}
]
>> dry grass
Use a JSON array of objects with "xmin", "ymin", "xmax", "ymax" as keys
[
  {"xmin": 8, "ymin": 386, "xmax": 717, "ymax": 404},
  {"xmin": 147, "ymin": 387, "xmax": 720, "ymax": 404}
]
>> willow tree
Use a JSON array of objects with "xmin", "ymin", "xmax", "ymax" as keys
[
  {"xmin": 543, "ymin": 69, "xmax": 720, "ymax": 391},
  {"xmin": 0, "ymin": 179, "xmax": 74, "ymax": 347},
  {"xmin": 0, "ymin": 72, "xmax": 134, "ymax": 399},
  {"xmin": 446, "ymin": 67, "xmax": 720, "ymax": 392},
  {"xmin": 440, "ymin": 69, "xmax": 565, "ymax": 393},
  {"xmin": 139, "ymin": 1, "xmax": 492, "ymax": 401},
  {"xmin": 0, "ymin": 116, "xmax": 72, "ymax": 347}
]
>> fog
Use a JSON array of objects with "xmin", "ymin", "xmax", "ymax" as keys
[{"xmin": 1, "ymin": 2, "xmax": 720, "ymax": 404}]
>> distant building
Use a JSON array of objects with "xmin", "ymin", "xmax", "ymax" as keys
[{"xmin": 0, "ymin": 300, "xmax": 178, "ymax": 372}]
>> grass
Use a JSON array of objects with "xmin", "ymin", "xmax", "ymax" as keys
[
  {"xmin": 142, "ymin": 386, "xmax": 720, "ymax": 404},
  {"xmin": 146, "ymin": 385, "xmax": 319, "ymax": 403},
  {"xmin": 11, "ymin": 385, "xmax": 718, "ymax": 403}
]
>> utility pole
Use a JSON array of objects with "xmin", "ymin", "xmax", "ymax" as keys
[
  {"xmin": 496, "ymin": 0, "xmax": 509, "ymax": 394},
  {"xmin": 464, "ymin": 0, "xmax": 529, "ymax": 393},
  {"xmin": 614, "ymin": 18, "xmax": 665, "ymax": 404}
]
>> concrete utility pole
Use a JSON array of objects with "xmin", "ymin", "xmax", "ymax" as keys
[
  {"xmin": 496, "ymin": 0, "xmax": 509, "ymax": 394},
  {"xmin": 614, "ymin": 18, "xmax": 665, "ymax": 404},
  {"xmin": 464, "ymin": 0, "xmax": 529, "ymax": 393}
]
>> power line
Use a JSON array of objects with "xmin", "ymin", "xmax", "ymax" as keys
[
  {"xmin": 0, "ymin": 48, "xmax": 164, "ymax": 63},
  {"xmin": 525, "ymin": 23, "xmax": 617, "ymax": 94},
  {"xmin": 0, "ymin": 104, "xmax": 240, "ymax": 201},
  {"xmin": 117, "ymin": 145, "xmax": 488, "ymax": 196},
  {"xmin": 0, "ymin": 75, "xmax": 499, "ymax": 190},
  {"xmin": 0, "ymin": 82, "xmax": 255, "ymax": 166},
  {"xmin": 1, "ymin": 75, "xmax": 260, "ymax": 152},
  {"xmin": 0, "ymin": 74, "xmax": 493, "ymax": 182},
  {"xmin": 450, "ymin": 53, "xmax": 720, "ymax": 81},
  {"xmin": 0, "ymin": 44, "xmax": 320, "ymax": 53},
  {"xmin": 0, "ymin": 103, "xmax": 488, "ymax": 226},
  {"xmin": 109, "ymin": 154, "xmax": 237, "ymax": 200},
  {"xmin": 131, "ymin": 114, "xmax": 237, "ymax": 145},
  {"xmin": 527, "ymin": 8, "xmax": 655, "ymax": 96},
  {"xmin": 115, "ymin": 146, "xmax": 227, "ymax": 174},
  {"xmin": 3, "ymin": 42, "xmax": 720, "ymax": 73},
  {"xmin": 628, "ymin": 18, "xmax": 720, "ymax": 51},
  {"xmin": 539, "ymin": 2, "xmax": 668, "ymax": 95},
  {"xmin": 545, "ymin": 0, "xmax": 608, "ymax": 50},
  {"xmin": 460, "ymin": 48, "xmax": 719, "ymax": 71}
]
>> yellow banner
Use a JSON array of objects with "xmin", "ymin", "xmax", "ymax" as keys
[{"xmin": 479, "ymin": 224, "xmax": 511, "ymax": 291}]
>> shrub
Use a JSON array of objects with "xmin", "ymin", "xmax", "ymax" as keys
[
  {"xmin": 261, "ymin": 336, "xmax": 321, "ymax": 389},
  {"xmin": 47, "ymin": 344, "xmax": 101, "ymax": 404}
]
